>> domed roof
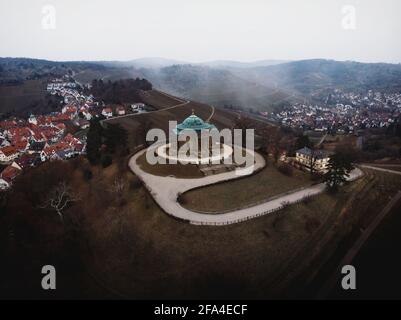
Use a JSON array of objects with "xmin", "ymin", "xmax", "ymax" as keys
[{"xmin": 174, "ymin": 111, "xmax": 216, "ymax": 134}]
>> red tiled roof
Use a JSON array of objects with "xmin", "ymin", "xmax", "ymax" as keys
[
  {"xmin": 7, "ymin": 127, "xmax": 32, "ymax": 138},
  {"xmin": 43, "ymin": 141, "xmax": 69, "ymax": 155},
  {"xmin": 12, "ymin": 140, "xmax": 28, "ymax": 151},
  {"xmin": 0, "ymin": 146, "xmax": 19, "ymax": 157},
  {"xmin": 0, "ymin": 165, "xmax": 21, "ymax": 181},
  {"xmin": 0, "ymin": 120, "xmax": 17, "ymax": 129}
]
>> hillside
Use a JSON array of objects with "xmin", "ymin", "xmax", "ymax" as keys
[
  {"xmin": 232, "ymin": 59, "xmax": 401, "ymax": 95},
  {"xmin": 0, "ymin": 57, "xmax": 108, "ymax": 84},
  {"xmin": 0, "ymin": 79, "xmax": 63, "ymax": 118},
  {"xmin": 89, "ymin": 78, "xmax": 152, "ymax": 104},
  {"xmin": 138, "ymin": 64, "xmax": 300, "ymax": 112}
]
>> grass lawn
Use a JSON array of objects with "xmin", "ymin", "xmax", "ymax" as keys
[
  {"xmin": 181, "ymin": 163, "xmax": 311, "ymax": 212},
  {"xmin": 136, "ymin": 151, "xmax": 204, "ymax": 178}
]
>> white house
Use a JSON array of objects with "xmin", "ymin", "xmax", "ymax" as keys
[
  {"xmin": 116, "ymin": 106, "xmax": 126, "ymax": 116},
  {"xmin": 131, "ymin": 103, "xmax": 145, "ymax": 112},
  {"xmin": 28, "ymin": 114, "xmax": 38, "ymax": 125},
  {"xmin": 0, "ymin": 146, "xmax": 19, "ymax": 163},
  {"xmin": 295, "ymin": 147, "xmax": 331, "ymax": 173},
  {"xmin": 81, "ymin": 109, "xmax": 92, "ymax": 120},
  {"xmin": 0, "ymin": 178, "xmax": 9, "ymax": 190},
  {"xmin": 102, "ymin": 107, "xmax": 113, "ymax": 118}
]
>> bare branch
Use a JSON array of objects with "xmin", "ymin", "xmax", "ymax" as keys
[{"xmin": 41, "ymin": 181, "xmax": 80, "ymax": 223}]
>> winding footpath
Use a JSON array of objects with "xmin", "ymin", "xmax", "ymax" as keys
[{"xmin": 129, "ymin": 148, "xmax": 363, "ymax": 226}]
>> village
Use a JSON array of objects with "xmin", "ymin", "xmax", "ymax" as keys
[
  {"xmin": 271, "ymin": 89, "xmax": 401, "ymax": 134},
  {"xmin": 0, "ymin": 76, "xmax": 147, "ymax": 190}
]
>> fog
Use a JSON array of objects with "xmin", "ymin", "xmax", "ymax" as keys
[{"xmin": 0, "ymin": 0, "xmax": 400, "ymax": 63}]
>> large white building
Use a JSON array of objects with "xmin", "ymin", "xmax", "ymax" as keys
[{"xmin": 295, "ymin": 147, "xmax": 331, "ymax": 172}]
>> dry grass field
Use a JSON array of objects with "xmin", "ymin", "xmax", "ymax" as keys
[
  {"xmin": 82, "ymin": 163, "xmax": 401, "ymax": 299},
  {"xmin": 0, "ymin": 79, "xmax": 47, "ymax": 114},
  {"xmin": 181, "ymin": 163, "xmax": 311, "ymax": 212},
  {"xmin": 136, "ymin": 151, "xmax": 204, "ymax": 178}
]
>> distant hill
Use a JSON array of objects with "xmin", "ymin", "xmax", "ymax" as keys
[
  {"xmin": 137, "ymin": 64, "xmax": 300, "ymax": 112},
  {"xmin": 97, "ymin": 58, "xmax": 288, "ymax": 70},
  {"xmin": 0, "ymin": 57, "xmax": 107, "ymax": 84},
  {"xmin": 3, "ymin": 57, "xmax": 401, "ymax": 117},
  {"xmin": 232, "ymin": 59, "xmax": 401, "ymax": 94},
  {"xmin": 199, "ymin": 59, "xmax": 289, "ymax": 69},
  {"xmin": 126, "ymin": 57, "xmax": 187, "ymax": 69}
]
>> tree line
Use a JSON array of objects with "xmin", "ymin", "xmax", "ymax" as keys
[
  {"xmin": 86, "ymin": 118, "xmax": 128, "ymax": 167},
  {"xmin": 90, "ymin": 78, "xmax": 152, "ymax": 104}
]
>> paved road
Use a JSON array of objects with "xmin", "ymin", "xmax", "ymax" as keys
[
  {"xmin": 129, "ymin": 148, "xmax": 363, "ymax": 226},
  {"xmin": 360, "ymin": 164, "xmax": 401, "ymax": 176}
]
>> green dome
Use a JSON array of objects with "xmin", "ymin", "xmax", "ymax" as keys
[{"xmin": 174, "ymin": 113, "xmax": 216, "ymax": 134}]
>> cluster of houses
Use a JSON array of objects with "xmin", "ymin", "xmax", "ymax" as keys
[
  {"xmin": 0, "ymin": 78, "xmax": 91, "ymax": 190},
  {"xmin": 0, "ymin": 118, "xmax": 86, "ymax": 190},
  {"xmin": 101, "ymin": 103, "xmax": 146, "ymax": 119},
  {"xmin": 272, "ymin": 89, "xmax": 401, "ymax": 134},
  {"xmin": 0, "ymin": 76, "xmax": 150, "ymax": 190}
]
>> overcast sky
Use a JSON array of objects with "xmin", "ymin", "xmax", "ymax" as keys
[{"xmin": 0, "ymin": 0, "xmax": 400, "ymax": 63}]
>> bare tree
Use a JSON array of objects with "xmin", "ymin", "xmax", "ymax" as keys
[
  {"xmin": 271, "ymin": 129, "xmax": 284, "ymax": 164},
  {"xmin": 138, "ymin": 119, "xmax": 152, "ymax": 146},
  {"xmin": 232, "ymin": 114, "xmax": 255, "ymax": 147},
  {"xmin": 41, "ymin": 181, "xmax": 80, "ymax": 223},
  {"xmin": 258, "ymin": 126, "xmax": 283, "ymax": 164}
]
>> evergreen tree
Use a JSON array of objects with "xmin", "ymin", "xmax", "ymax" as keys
[
  {"xmin": 295, "ymin": 135, "xmax": 311, "ymax": 150},
  {"xmin": 86, "ymin": 118, "xmax": 103, "ymax": 165},
  {"xmin": 104, "ymin": 123, "xmax": 128, "ymax": 153},
  {"xmin": 324, "ymin": 153, "xmax": 354, "ymax": 192}
]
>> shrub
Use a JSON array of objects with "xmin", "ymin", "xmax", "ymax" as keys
[
  {"xmin": 83, "ymin": 168, "xmax": 93, "ymax": 181},
  {"xmin": 311, "ymin": 172, "xmax": 323, "ymax": 182},
  {"xmin": 302, "ymin": 194, "xmax": 313, "ymax": 205},
  {"xmin": 101, "ymin": 154, "xmax": 113, "ymax": 168},
  {"xmin": 278, "ymin": 163, "xmax": 293, "ymax": 176},
  {"xmin": 177, "ymin": 192, "xmax": 187, "ymax": 205},
  {"xmin": 129, "ymin": 175, "xmax": 142, "ymax": 190}
]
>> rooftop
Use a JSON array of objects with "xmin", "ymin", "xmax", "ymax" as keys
[
  {"xmin": 296, "ymin": 147, "xmax": 332, "ymax": 159},
  {"xmin": 174, "ymin": 111, "xmax": 216, "ymax": 134}
]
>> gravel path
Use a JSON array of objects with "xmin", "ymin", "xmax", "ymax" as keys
[
  {"xmin": 129, "ymin": 148, "xmax": 363, "ymax": 226},
  {"xmin": 360, "ymin": 164, "xmax": 401, "ymax": 176}
]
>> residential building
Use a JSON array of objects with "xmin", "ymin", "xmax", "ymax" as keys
[{"xmin": 295, "ymin": 147, "xmax": 331, "ymax": 172}]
